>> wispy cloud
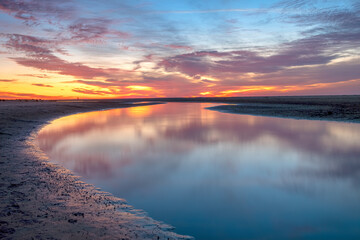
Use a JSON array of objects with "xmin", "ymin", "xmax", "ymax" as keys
[
  {"xmin": 0, "ymin": 0, "xmax": 75, "ymax": 25},
  {"xmin": 159, "ymin": 44, "xmax": 335, "ymax": 77},
  {"xmin": 149, "ymin": 8, "xmax": 277, "ymax": 14},
  {"xmin": 67, "ymin": 18, "xmax": 130, "ymax": 43},
  {"xmin": 0, "ymin": 79, "xmax": 17, "ymax": 82},
  {"xmin": 3, "ymin": 34, "xmax": 120, "ymax": 79},
  {"xmin": 72, "ymin": 88, "xmax": 113, "ymax": 95},
  {"xmin": 18, "ymin": 74, "xmax": 49, "ymax": 78},
  {"xmin": 163, "ymin": 44, "xmax": 192, "ymax": 51},
  {"xmin": 32, "ymin": 83, "xmax": 53, "ymax": 87}
]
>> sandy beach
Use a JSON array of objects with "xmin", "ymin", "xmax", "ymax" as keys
[
  {"xmin": 1, "ymin": 96, "xmax": 359, "ymax": 239},
  {"xmin": 0, "ymin": 100, "xmax": 191, "ymax": 240}
]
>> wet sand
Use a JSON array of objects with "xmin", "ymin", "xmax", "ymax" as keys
[
  {"xmin": 0, "ymin": 100, "xmax": 191, "ymax": 240},
  {"xmin": 205, "ymin": 95, "xmax": 360, "ymax": 123}
]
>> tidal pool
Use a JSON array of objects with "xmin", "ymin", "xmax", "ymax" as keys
[{"xmin": 37, "ymin": 102, "xmax": 360, "ymax": 240}]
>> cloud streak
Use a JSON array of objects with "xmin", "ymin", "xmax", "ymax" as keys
[
  {"xmin": 159, "ymin": 45, "xmax": 335, "ymax": 77},
  {"xmin": 0, "ymin": 79, "xmax": 17, "ymax": 82},
  {"xmin": 32, "ymin": 83, "xmax": 53, "ymax": 87},
  {"xmin": 149, "ymin": 8, "xmax": 276, "ymax": 14},
  {"xmin": 67, "ymin": 18, "xmax": 130, "ymax": 43},
  {"xmin": 3, "ymin": 34, "xmax": 120, "ymax": 79},
  {"xmin": 0, "ymin": 0, "xmax": 74, "ymax": 25}
]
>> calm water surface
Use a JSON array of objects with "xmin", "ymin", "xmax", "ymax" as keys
[{"xmin": 37, "ymin": 103, "xmax": 360, "ymax": 240}]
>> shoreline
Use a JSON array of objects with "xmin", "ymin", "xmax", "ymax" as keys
[
  {"xmin": 161, "ymin": 95, "xmax": 360, "ymax": 123},
  {"xmin": 0, "ymin": 100, "xmax": 191, "ymax": 239},
  {"xmin": 1, "ymin": 95, "xmax": 359, "ymax": 238},
  {"xmin": 207, "ymin": 101, "xmax": 360, "ymax": 123}
]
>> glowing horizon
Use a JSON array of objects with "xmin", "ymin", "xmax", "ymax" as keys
[{"xmin": 0, "ymin": 0, "xmax": 359, "ymax": 99}]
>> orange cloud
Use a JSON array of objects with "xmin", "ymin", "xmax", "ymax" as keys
[{"xmin": 32, "ymin": 83, "xmax": 53, "ymax": 87}]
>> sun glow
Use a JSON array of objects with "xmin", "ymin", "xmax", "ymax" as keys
[
  {"xmin": 126, "ymin": 85, "xmax": 154, "ymax": 91},
  {"xmin": 219, "ymin": 86, "xmax": 277, "ymax": 96},
  {"xmin": 200, "ymin": 91, "xmax": 212, "ymax": 95}
]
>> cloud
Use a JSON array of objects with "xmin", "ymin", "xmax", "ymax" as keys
[
  {"xmin": 0, "ymin": 91, "xmax": 60, "ymax": 99},
  {"xmin": 32, "ymin": 83, "xmax": 53, "ymax": 87},
  {"xmin": 72, "ymin": 88, "xmax": 113, "ymax": 95},
  {"xmin": 158, "ymin": 2, "xmax": 359, "ymax": 91},
  {"xmin": 275, "ymin": 0, "xmax": 313, "ymax": 9},
  {"xmin": 71, "ymin": 86, "xmax": 161, "ymax": 98},
  {"xmin": 278, "ymin": 0, "xmax": 360, "ymax": 48},
  {"xmin": 69, "ymin": 79, "xmax": 120, "ymax": 87},
  {"xmin": 159, "ymin": 44, "xmax": 335, "ymax": 77},
  {"xmin": 0, "ymin": 0, "xmax": 74, "ymax": 25},
  {"xmin": 67, "ymin": 18, "xmax": 130, "ymax": 43},
  {"xmin": 4, "ymin": 34, "xmax": 52, "ymax": 54},
  {"xmin": 163, "ymin": 44, "xmax": 193, "ymax": 51},
  {"xmin": 3, "ymin": 34, "xmax": 118, "ymax": 79},
  {"xmin": 18, "ymin": 74, "xmax": 49, "ymax": 78},
  {"xmin": 12, "ymin": 57, "xmax": 112, "ymax": 79},
  {"xmin": 0, "ymin": 79, "xmax": 17, "ymax": 82},
  {"xmin": 68, "ymin": 72, "xmax": 208, "ymax": 97},
  {"xmin": 252, "ymin": 60, "xmax": 360, "ymax": 86},
  {"xmin": 149, "ymin": 8, "xmax": 275, "ymax": 14}
]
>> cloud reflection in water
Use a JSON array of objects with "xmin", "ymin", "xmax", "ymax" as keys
[{"xmin": 37, "ymin": 103, "xmax": 360, "ymax": 240}]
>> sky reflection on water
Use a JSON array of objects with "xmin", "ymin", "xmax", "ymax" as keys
[{"xmin": 37, "ymin": 103, "xmax": 360, "ymax": 240}]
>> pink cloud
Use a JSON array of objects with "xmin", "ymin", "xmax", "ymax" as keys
[
  {"xmin": 68, "ymin": 18, "xmax": 130, "ymax": 44},
  {"xmin": 0, "ymin": 0, "xmax": 74, "ymax": 25},
  {"xmin": 72, "ymin": 88, "xmax": 114, "ymax": 95},
  {"xmin": 164, "ymin": 44, "xmax": 193, "ymax": 51},
  {"xmin": 12, "ymin": 56, "xmax": 112, "ymax": 79},
  {"xmin": 4, "ymin": 34, "xmax": 121, "ymax": 79},
  {"xmin": 32, "ymin": 83, "xmax": 53, "ymax": 87},
  {"xmin": 0, "ymin": 79, "xmax": 17, "ymax": 82},
  {"xmin": 159, "ymin": 42, "xmax": 336, "ymax": 77},
  {"xmin": 18, "ymin": 74, "xmax": 49, "ymax": 78}
]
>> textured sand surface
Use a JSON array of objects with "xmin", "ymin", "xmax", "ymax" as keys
[
  {"xmin": 0, "ymin": 100, "xmax": 191, "ymax": 240},
  {"xmin": 206, "ymin": 95, "xmax": 360, "ymax": 123}
]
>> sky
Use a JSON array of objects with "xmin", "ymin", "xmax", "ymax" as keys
[{"xmin": 0, "ymin": 0, "xmax": 359, "ymax": 99}]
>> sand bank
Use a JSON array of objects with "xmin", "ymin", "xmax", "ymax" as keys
[
  {"xmin": 0, "ymin": 100, "xmax": 191, "ymax": 240},
  {"xmin": 205, "ymin": 95, "xmax": 360, "ymax": 123}
]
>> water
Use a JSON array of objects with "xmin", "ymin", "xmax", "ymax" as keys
[{"xmin": 37, "ymin": 102, "xmax": 360, "ymax": 240}]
